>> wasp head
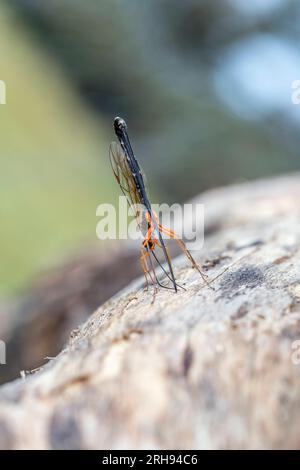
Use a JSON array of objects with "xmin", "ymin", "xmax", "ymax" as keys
[{"xmin": 114, "ymin": 116, "xmax": 127, "ymax": 136}]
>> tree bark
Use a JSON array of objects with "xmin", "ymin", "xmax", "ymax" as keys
[{"xmin": 1, "ymin": 174, "xmax": 300, "ymax": 449}]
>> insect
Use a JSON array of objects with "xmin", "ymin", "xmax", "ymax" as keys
[{"xmin": 109, "ymin": 116, "xmax": 211, "ymax": 295}]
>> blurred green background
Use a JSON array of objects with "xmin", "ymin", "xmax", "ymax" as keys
[{"xmin": 1, "ymin": 0, "xmax": 300, "ymax": 298}]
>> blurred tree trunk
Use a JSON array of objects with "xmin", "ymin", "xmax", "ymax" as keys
[{"xmin": 0, "ymin": 243, "xmax": 141, "ymax": 385}]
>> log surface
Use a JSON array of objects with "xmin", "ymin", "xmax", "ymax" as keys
[{"xmin": 1, "ymin": 174, "xmax": 300, "ymax": 449}]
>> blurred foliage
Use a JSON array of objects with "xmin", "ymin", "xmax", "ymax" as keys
[
  {"xmin": 0, "ymin": 4, "xmax": 115, "ymax": 296},
  {"xmin": 9, "ymin": 0, "xmax": 300, "ymax": 201},
  {"xmin": 1, "ymin": 0, "xmax": 300, "ymax": 295}
]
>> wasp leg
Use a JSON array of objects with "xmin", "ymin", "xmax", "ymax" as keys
[
  {"xmin": 146, "ymin": 212, "xmax": 178, "ymax": 292},
  {"xmin": 140, "ymin": 243, "xmax": 158, "ymax": 302},
  {"xmin": 158, "ymin": 223, "xmax": 214, "ymax": 291}
]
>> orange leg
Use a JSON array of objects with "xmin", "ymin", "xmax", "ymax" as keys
[
  {"xmin": 140, "ymin": 242, "xmax": 158, "ymax": 294},
  {"xmin": 158, "ymin": 223, "xmax": 214, "ymax": 290},
  {"xmin": 140, "ymin": 244, "xmax": 161, "ymax": 303},
  {"xmin": 143, "ymin": 212, "xmax": 181, "ymax": 292},
  {"xmin": 141, "ymin": 213, "xmax": 158, "ymax": 289}
]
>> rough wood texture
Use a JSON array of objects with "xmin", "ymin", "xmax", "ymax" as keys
[{"xmin": 1, "ymin": 174, "xmax": 300, "ymax": 449}]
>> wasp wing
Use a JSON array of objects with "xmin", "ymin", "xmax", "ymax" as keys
[{"xmin": 109, "ymin": 141, "xmax": 145, "ymax": 224}]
